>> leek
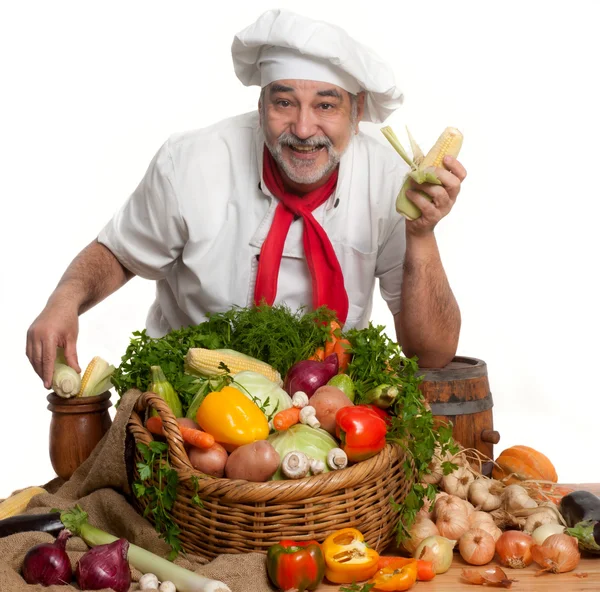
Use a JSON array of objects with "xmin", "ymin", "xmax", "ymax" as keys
[{"xmin": 61, "ymin": 506, "xmax": 231, "ymax": 592}]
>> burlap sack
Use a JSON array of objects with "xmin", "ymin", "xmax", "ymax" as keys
[{"xmin": 0, "ymin": 390, "xmax": 275, "ymax": 592}]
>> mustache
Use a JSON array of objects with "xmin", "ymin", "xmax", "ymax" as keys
[{"xmin": 276, "ymin": 132, "xmax": 333, "ymax": 149}]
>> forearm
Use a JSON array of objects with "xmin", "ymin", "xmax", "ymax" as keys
[
  {"xmin": 47, "ymin": 240, "xmax": 134, "ymax": 315},
  {"xmin": 394, "ymin": 232, "xmax": 460, "ymax": 368}
]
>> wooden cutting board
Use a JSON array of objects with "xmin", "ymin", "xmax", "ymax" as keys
[{"xmin": 317, "ymin": 483, "xmax": 600, "ymax": 591}]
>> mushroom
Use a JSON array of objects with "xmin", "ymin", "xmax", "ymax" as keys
[
  {"xmin": 299, "ymin": 405, "xmax": 320, "ymax": 428},
  {"xmin": 309, "ymin": 457, "xmax": 326, "ymax": 475},
  {"xmin": 292, "ymin": 391, "xmax": 309, "ymax": 408},
  {"xmin": 281, "ymin": 451, "xmax": 310, "ymax": 479},
  {"xmin": 327, "ymin": 448, "xmax": 348, "ymax": 470},
  {"xmin": 139, "ymin": 573, "xmax": 159, "ymax": 590},
  {"xmin": 159, "ymin": 582, "xmax": 176, "ymax": 592}
]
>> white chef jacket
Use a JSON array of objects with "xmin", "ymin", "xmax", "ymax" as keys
[{"xmin": 97, "ymin": 111, "xmax": 408, "ymax": 338}]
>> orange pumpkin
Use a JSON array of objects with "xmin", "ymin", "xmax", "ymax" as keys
[{"xmin": 492, "ymin": 445, "xmax": 558, "ymax": 484}]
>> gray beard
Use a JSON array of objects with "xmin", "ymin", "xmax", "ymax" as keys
[
  {"xmin": 268, "ymin": 141, "xmax": 341, "ymax": 185},
  {"xmin": 262, "ymin": 126, "xmax": 350, "ymax": 185}
]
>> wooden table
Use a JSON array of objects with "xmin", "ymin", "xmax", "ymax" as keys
[{"xmin": 317, "ymin": 484, "xmax": 600, "ymax": 591}]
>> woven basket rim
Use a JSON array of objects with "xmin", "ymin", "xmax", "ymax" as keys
[{"xmin": 127, "ymin": 390, "xmax": 411, "ymax": 503}]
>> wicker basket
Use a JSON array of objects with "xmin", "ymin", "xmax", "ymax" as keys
[{"xmin": 127, "ymin": 391, "xmax": 416, "ymax": 558}]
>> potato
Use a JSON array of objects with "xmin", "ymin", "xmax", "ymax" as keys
[
  {"xmin": 310, "ymin": 385, "xmax": 354, "ymax": 435},
  {"xmin": 177, "ymin": 417, "xmax": 200, "ymax": 430},
  {"xmin": 188, "ymin": 442, "xmax": 228, "ymax": 477},
  {"xmin": 225, "ymin": 440, "xmax": 280, "ymax": 482}
]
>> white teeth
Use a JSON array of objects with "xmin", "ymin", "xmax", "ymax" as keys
[{"xmin": 291, "ymin": 145, "xmax": 318, "ymax": 151}]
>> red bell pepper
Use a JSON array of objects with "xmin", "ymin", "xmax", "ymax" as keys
[
  {"xmin": 335, "ymin": 405, "xmax": 387, "ymax": 462},
  {"xmin": 266, "ymin": 540, "xmax": 325, "ymax": 592},
  {"xmin": 363, "ymin": 403, "xmax": 392, "ymax": 426}
]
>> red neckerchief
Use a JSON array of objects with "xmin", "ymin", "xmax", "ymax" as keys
[{"xmin": 254, "ymin": 145, "xmax": 349, "ymax": 325}]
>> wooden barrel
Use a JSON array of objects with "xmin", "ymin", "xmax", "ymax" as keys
[{"xmin": 418, "ymin": 357, "xmax": 500, "ymax": 465}]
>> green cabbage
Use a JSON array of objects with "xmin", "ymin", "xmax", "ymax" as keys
[
  {"xmin": 232, "ymin": 371, "xmax": 292, "ymax": 420},
  {"xmin": 267, "ymin": 424, "xmax": 339, "ymax": 480}
]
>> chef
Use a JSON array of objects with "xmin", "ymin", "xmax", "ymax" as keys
[{"xmin": 26, "ymin": 9, "xmax": 466, "ymax": 387}]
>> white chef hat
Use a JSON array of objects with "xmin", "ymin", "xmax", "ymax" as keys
[{"xmin": 231, "ymin": 9, "xmax": 404, "ymax": 123}]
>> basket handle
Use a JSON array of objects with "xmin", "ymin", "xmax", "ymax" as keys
[{"xmin": 133, "ymin": 391, "xmax": 193, "ymax": 471}]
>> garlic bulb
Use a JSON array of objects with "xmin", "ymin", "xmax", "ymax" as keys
[
  {"xmin": 524, "ymin": 510, "xmax": 559, "ymax": 534},
  {"xmin": 441, "ymin": 466, "xmax": 474, "ymax": 500},
  {"xmin": 433, "ymin": 494, "xmax": 467, "ymax": 521},
  {"xmin": 468, "ymin": 478, "xmax": 503, "ymax": 511},
  {"xmin": 437, "ymin": 510, "xmax": 470, "ymax": 540},
  {"xmin": 403, "ymin": 517, "xmax": 439, "ymax": 554},
  {"xmin": 469, "ymin": 511, "xmax": 495, "ymax": 527},
  {"xmin": 503, "ymin": 484, "xmax": 537, "ymax": 512},
  {"xmin": 471, "ymin": 518, "xmax": 503, "ymax": 542},
  {"xmin": 139, "ymin": 573, "xmax": 159, "ymax": 589}
]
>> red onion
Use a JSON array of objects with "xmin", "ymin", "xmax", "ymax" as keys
[
  {"xmin": 22, "ymin": 528, "xmax": 73, "ymax": 586},
  {"xmin": 75, "ymin": 538, "xmax": 131, "ymax": 592},
  {"xmin": 284, "ymin": 353, "xmax": 339, "ymax": 397}
]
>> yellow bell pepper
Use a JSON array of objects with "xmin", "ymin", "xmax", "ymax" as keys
[
  {"xmin": 321, "ymin": 528, "xmax": 380, "ymax": 584},
  {"xmin": 196, "ymin": 385, "xmax": 269, "ymax": 451}
]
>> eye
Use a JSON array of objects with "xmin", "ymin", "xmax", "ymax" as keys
[
  {"xmin": 319, "ymin": 103, "xmax": 335, "ymax": 110},
  {"xmin": 276, "ymin": 99, "xmax": 291, "ymax": 108}
]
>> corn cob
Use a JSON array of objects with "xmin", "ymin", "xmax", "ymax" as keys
[
  {"xmin": 77, "ymin": 356, "xmax": 115, "ymax": 397},
  {"xmin": 0, "ymin": 486, "xmax": 46, "ymax": 519},
  {"xmin": 185, "ymin": 348, "xmax": 283, "ymax": 386},
  {"xmin": 381, "ymin": 126, "xmax": 463, "ymax": 220}
]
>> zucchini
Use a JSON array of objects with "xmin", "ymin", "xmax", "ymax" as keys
[
  {"xmin": 558, "ymin": 490, "xmax": 600, "ymax": 527},
  {"xmin": 0, "ymin": 512, "xmax": 64, "ymax": 538}
]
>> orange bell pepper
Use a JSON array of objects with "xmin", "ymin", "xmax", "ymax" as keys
[
  {"xmin": 321, "ymin": 528, "xmax": 379, "ymax": 584},
  {"xmin": 377, "ymin": 557, "xmax": 436, "ymax": 582},
  {"xmin": 368, "ymin": 559, "xmax": 417, "ymax": 591}
]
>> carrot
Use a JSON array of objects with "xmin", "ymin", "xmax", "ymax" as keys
[
  {"xmin": 146, "ymin": 416, "xmax": 215, "ymax": 449},
  {"xmin": 324, "ymin": 320, "xmax": 341, "ymax": 358},
  {"xmin": 333, "ymin": 339, "xmax": 352, "ymax": 372},
  {"xmin": 273, "ymin": 406, "xmax": 301, "ymax": 431},
  {"xmin": 376, "ymin": 557, "xmax": 436, "ymax": 581},
  {"xmin": 310, "ymin": 347, "xmax": 325, "ymax": 361}
]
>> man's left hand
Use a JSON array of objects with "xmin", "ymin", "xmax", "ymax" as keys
[{"xmin": 405, "ymin": 155, "xmax": 467, "ymax": 235}]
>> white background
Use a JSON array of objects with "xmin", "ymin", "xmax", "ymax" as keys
[{"xmin": 2, "ymin": 0, "xmax": 599, "ymax": 500}]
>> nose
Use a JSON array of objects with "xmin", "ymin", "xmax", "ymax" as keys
[{"xmin": 290, "ymin": 106, "xmax": 318, "ymax": 140}]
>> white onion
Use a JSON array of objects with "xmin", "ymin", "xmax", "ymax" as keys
[{"xmin": 531, "ymin": 522, "xmax": 566, "ymax": 545}]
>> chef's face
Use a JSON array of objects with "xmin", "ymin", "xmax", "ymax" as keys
[{"xmin": 260, "ymin": 80, "xmax": 364, "ymax": 192}]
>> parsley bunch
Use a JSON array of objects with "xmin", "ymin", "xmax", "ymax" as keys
[
  {"xmin": 343, "ymin": 323, "xmax": 458, "ymax": 543},
  {"xmin": 112, "ymin": 304, "xmax": 336, "ymax": 412}
]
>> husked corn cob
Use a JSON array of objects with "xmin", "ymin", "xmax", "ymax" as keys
[
  {"xmin": 185, "ymin": 348, "xmax": 283, "ymax": 386},
  {"xmin": 381, "ymin": 126, "xmax": 463, "ymax": 220},
  {"xmin": 0, "ymin": 486, "xmax": 46, "ymax": 519},
  {"xmin": 77, "ymin": 356, "xmax": 115, "ymax": 397}
]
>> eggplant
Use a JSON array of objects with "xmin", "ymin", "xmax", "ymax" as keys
[
  {"xmin": 567, "ymin": 521, "xmax": 600, "ymax": 554},
  {"xmin": 558, "ymin": 490, "xmax": 600, "ymax": 527},
  {"xmin": 0, "ymin": 512, "xmax": 64, "ymax": 538}
]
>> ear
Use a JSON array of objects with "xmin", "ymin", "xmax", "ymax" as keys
[
  {"xmin": 354, "ymin": 92, "xmax": 366, "ymax": 133},
  {"xmin": 258, "ymin": 98, "xmax": 263, "ymax": 126}
]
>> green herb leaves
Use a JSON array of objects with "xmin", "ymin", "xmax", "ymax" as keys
[
  {"xmin": 112, "ymin": 304, "xmax": 336, "ymax": 413},
  {"xmin": 343, "ymin": 322, "xmax": 458, "ymax": 543},
  {"xmin": 134, "ymin": 441, "xmax": 182, "ymax": 559}
]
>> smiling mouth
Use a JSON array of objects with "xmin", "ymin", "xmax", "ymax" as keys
[{"xmin": 288, "ymin": 144, "xmax": 326, "ymax": 153}]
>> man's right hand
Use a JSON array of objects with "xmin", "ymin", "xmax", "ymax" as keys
[{"xmin": 26, "ymin": 303, "xmax": 81, "ymax": 389}]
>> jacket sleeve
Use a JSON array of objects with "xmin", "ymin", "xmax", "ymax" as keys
[{"xmin": 97, "ymin": 138, "xmax": 187, "ymax": 280}]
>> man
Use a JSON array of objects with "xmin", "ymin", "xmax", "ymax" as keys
[{"xmin": 26, "ymin": 9, "xmax": 466, "ymax": 388}]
